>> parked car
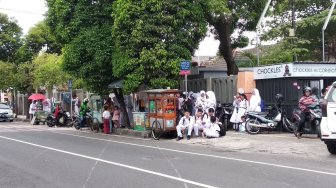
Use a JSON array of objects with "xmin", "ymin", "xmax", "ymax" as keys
[
  {"xmin": 0, "ymin": 102, "xmax": 14, "ymax": 122},
  {"xmin": 320, "ymin": 82, "xmax": 336, "ymax": 154}
]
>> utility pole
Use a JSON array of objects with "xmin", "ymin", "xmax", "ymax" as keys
[
  {"xmin": 256, "ymin": 0, "xmax": 272, "ymax": 66},
  {"xmin": 291, "ymin": 0, "xmax": 296, "ymax": 62},
  {"xmin": 322, "ymin": 0, "xmax": 336, "ymax": 62}
]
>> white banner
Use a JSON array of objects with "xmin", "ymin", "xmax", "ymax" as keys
[
  {"xmin": 254, "ymin": 63, "xmax": 336, "ymax": 80},
  {"xmin": 253, "ymin": 64, "xmax": 293, "ymax": 80},
  {"xmin": 292, "ymin": 64, "xmax": 336, "ymax": 77}
]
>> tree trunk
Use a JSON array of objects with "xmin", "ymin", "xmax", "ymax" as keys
[
  {"xmin": 208, "ymin": 15, "xmax": 239, "ymax": 75},
  {"xmin": 113, "ymin": 88, "xmax": 130, "ymax": 128}
]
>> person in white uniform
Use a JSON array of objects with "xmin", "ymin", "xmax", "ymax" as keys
[
  {"xmin": 202, "ymin": 116, "xmax": 220, "ymax": 138},
  {"xmin": 248, "ymin": 89, "xmax": 261, "ymax": 112},
  {"xmin": 195, "ymin": 90, "xmax": 206, "ymax": 112},
  {"xmin": 176, "ymin": 111, "xmax": 194, "ymax": 141},
  {"xmin": 192, "ymin": 109, "xmax": 209, "ymax": 137},
  {"xmin": 205, "ymin": 91, "xmax": 216, "ymax": 113}
]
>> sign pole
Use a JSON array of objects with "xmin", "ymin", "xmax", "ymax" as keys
[
  {"xmin": 185, "ymin": 74, "xmax": 187, "ymax": 93},
  {"xmin": 68, "ymin": 80, "xmax": 73, "ymax": 117}
]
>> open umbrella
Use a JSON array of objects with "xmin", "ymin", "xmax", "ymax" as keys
[{"xmin": 28, "ymin": 93, "xmax": 46, "ymax": 101}]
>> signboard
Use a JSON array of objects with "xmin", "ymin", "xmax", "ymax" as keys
[
  {"xmin": 253, "ymin": 64, "xmax": 292, "ymax": 80},
  {"xmin": 180, "ymin": 61, "xmax": 191, "ymax": 75},
  {"xmin": 68, "ymin": 79, "xmax": 73, "ymax": 89},
  {"xmin": 254, "ymin": 63, "xmax": 336, "ymax": 80},
  {"xmin": 292, "ymin": 63, "xmax": 336, "ymax": 77}
]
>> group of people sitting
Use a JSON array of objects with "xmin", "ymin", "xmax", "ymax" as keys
[{"xmin": 176, "ymin": 108, "xmax": 223, "ymax": 141}]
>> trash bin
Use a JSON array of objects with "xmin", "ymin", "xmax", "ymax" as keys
[{"xmin": 132, "ymin": 112, "xmax": 147, "ymax": 131}]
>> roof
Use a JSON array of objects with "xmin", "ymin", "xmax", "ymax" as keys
[{"xmin": 140, "ymin": 89, "xmax": 181, "ymax": 94}]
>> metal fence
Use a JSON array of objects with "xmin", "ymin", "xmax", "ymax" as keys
[{"xmin": 180, "ymin": 76, "xmax": 237, "ymax": 104}]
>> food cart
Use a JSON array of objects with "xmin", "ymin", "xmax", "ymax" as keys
[
  {"xmin": 140, "ymin": 89, "xmax": 180, "ymax": 140},
  {"xmin": 89, "ymin": 94, "xmax": 110, "ymax": 130}
]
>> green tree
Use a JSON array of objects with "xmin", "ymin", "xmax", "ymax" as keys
[
  {"xmin": 203, "ymin": 0, "xmax": 332, "ymax": 74},
  {"xmin": 0, "ymin": 61, "xmax": 15, "ymax": 90},
  {"xmin": 112, "ymin": 0, "xmax": 207, "ymax": 93},
  {"xmin": 46, "ymin": 0, "xmax": 115, "ymax": 94},
  {"xmin": 33, "ymin": 53, "xmax": 67, "ymax": 90},
  {"xmin": 0, "ymin": 13, "xmax": 22, "ymax": 62}
]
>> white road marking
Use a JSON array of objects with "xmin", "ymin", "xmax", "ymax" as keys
[
  {"xmin": 51, "ymin": 132, "xmax": 336, "ymax": 177},
  {"xmin": 0, "ymin": 135, "xmax": 216, "ymax": 188}
]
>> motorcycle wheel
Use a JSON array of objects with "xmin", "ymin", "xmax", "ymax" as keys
[
  {"xmin": 88, "ymin": 118, "xmax": 99, "ymax": 133},
  {"xmin": 151, "ymin": 120, "xmax": 162, "ymax": 140},
  {"xmin": 282, "ymin": 116, "xmax": 294, "ymax": 133},
  {"xmin": 46, "ymin": 120, "xmax": 54, "ymax": 127},
  {"xmin": 245, "ymin": 118, "xmax": 261, "ymax": 135}
]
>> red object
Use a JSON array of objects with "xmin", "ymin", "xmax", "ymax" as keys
[
  {"xmin": 54, "ymin": 106, "xmax": 61, "ymax": 119},
  {"xmin": 103, "ymin": 119, "xmax": 110, "ymax": 134},
  {"xmin": 28, "ymin": 93, "xmax": 46, "ymax": 101}
]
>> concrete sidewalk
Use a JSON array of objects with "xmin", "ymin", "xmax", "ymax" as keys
[{"xmin": 176, "ymin": 131, "xmax": 330, "ymax": 159}]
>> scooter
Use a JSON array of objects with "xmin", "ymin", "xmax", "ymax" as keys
[
  {"xmin": 46, "ymin": 110, "xmax": 78, "ymax": 127},
  {"xmin": 292, "ymin": 104, "xmax": 321, "ymax": 138},
  {"xmin": 244, "ymin": 104, "xmax": 294, "ymax": 135},
  {"xmin": 74, "ymin": 111, "xmax": 99, "ymax": 132},
  {"xmin": 216, "ymin": 103, "xmax": 233, "ymax": 130}
]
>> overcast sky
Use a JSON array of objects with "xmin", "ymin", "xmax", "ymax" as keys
[{"xmin": 0, "ymin": 0, "xmax": 220, "ymax": 56}]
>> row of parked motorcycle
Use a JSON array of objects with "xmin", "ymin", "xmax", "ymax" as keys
[
  {"xmin": 216, "ymin": 94, "xmax": 321, "ymax": 137},
  {"xmin": 43, "ymin": 110, "xmax": 100, "ymax": 132}
]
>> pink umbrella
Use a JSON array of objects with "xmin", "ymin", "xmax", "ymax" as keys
[{"xmin": 28, "ymin": 93, "xmax": 46, "ymax": 101}]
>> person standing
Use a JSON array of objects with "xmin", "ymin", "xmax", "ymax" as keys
[
  {"xmin": 249, "ymin": 89, "xmax": 261, "ymax": 112},
  {"xmin": 112, "ymin": 106, "xmax": 120, "ymax": 128},
  {"xmin": 104, "ymin": 97, "xmax": 114, "ymax": 133},
  {"xmin": 102, "ymin": 105, "xmax": 111, "ymax": 134},
  {"xmin": 73, "ymin": 95, "xmax": 79, "ymax": 116},
  {"xmin": 230, "ymin": 94, "xmax": 241, "ymax": 131},
  {"xmin": 29, "ymin": 100, "xmax": 36, "ymax": 120}
]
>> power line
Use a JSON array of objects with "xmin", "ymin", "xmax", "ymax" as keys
[{"xmin": 0, "ymin": 7, "xmax": 44, "ymax": 15}]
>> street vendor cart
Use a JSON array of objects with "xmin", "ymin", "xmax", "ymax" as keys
[{"xmin": 141, "ymin": 89, "xmax": 180, "ymax": 140}]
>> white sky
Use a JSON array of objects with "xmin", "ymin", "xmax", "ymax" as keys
[{"xmin": 0, "ymin": 0, "xmax": 220, "ymax": 56}]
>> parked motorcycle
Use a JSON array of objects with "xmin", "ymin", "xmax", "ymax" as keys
[
  {"xmin": 46, "ymin": 110, "xmax": 78, "ymax": 127},
  {"xmin": 216, "ymin": 103, "xmax": 233, "ymax": 130},
  {"xmin": 74, "ymin": 111, "xmax": 99, "ymax": 132},
  {"xmin": 244, "ymin": 94, "xmax": 294, "ymax": 135},
  {"xmin": 292, "ymin": 104, "xmax": 321, "ymax": 138}
]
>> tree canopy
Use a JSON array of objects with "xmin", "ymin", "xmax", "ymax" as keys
[
  {"xmin": 0, "ymin": 13, "xmax": 22, "ymax": 62},
  {"xmin": 112, "ymin": 0, "xmax": 207, "ymax": 93},
  {"xmin": 46, "ymin": 0, "xmax": 115, "ymax": 94}
]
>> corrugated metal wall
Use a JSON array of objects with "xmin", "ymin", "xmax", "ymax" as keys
[{"xmin": 180, "ymin": 76, "xmax": 237, "ymax": 104}]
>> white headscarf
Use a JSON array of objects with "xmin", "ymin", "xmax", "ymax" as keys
[
  {"xmin": 205, "ymin": 91, "xmax": 216, "ymax": 110},
  {"xmin": 249, "ymin": 89, "xmax": 261, "ymax": 112}
]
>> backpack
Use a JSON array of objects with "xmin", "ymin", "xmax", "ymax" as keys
[
  {"xmin": 218, "ymin": 123, "xmax": 226, "ymax": 137},
  {"xmin": 182, "ymin": 117, "xmax": 190, "ymax": 125}
]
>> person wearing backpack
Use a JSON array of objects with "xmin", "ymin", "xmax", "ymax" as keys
[
  {"xmin": 192, "ymin": 108, "xmax": 209, "ymax": 137},
  {"xmin": 176, "ymin": 111, "xmax": 194, "ymax": 141},
  {"xmin": 202, "ymin": 116, "xmax": 220, "ymax": 138}
]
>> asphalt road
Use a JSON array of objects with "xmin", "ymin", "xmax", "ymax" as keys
[{"xmin": 0, "ymin": 121, "xmax": 336, "ymax": 188}]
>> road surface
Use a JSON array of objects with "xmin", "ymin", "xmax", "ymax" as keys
[{"xmin": 0, "ymin": 121, "xmax": 335, "ymax": 188}]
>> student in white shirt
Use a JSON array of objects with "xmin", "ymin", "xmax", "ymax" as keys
[
  {"xmin": 176, "ymin": 111, "xmax": 194, "ymax": 141},
  {"xmin": 202, "ymin": 116, "xmax": 220, "ymax": 138},
  {"xmin": 192, "ymin": 108, "xmax": 209, "ymax": 137}
]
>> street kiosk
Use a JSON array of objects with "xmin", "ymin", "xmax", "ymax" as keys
[{"xmin": 140, "ymin": 89, "xmax": 180, "ymax": 140}]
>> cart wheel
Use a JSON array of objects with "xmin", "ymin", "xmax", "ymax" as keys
[{"xmin": 151, "ymin": 120, "xmax": 162, "ymax": 140}]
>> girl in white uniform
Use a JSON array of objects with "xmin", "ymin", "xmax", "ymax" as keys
[{"xmin": 249, "ymin": 89, "xmax": 261, "ymax": 112}]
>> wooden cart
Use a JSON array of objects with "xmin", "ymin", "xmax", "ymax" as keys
[{"xmin": 141, "ymin": 89, "xmax": 181, "ymax": 140}]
